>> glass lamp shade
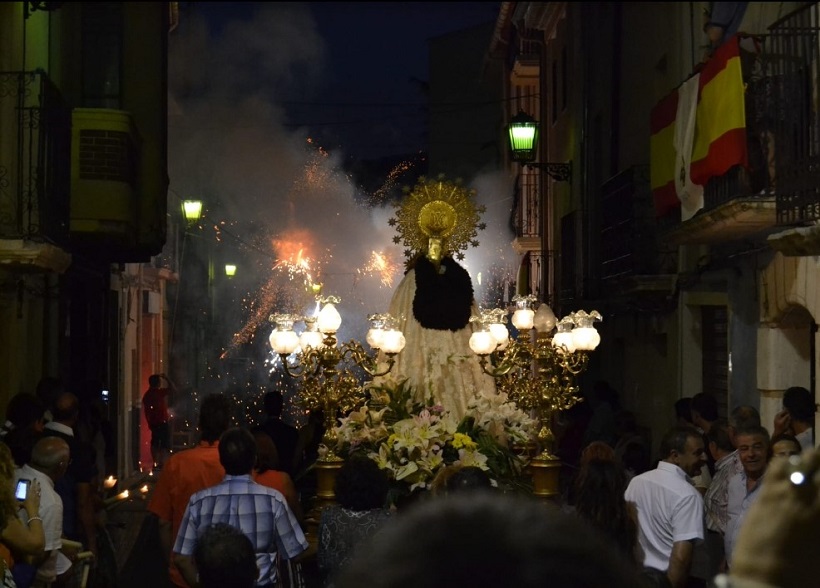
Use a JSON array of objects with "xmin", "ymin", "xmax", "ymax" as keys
[
  {"xmin": 299, "ymin": 329, "xmax": 324, "ymax": 351},
  {"xmin": 224, "ymin": 264, "xmax": 237, "ymax": 277},
  {"xmin": 508, "ymin": 111, "xmax": 539, "ymax": 163},
  {"xmin": 182, "ymin": 200, "xmax": 203, "ymax": 224},
  {"xmin": 572, "ymin": 327, "xmax": 600, "ymax": 351},
  {"xmin": 534, "ymin": 304, "xmax": 557, "ymax": 333},
  {"xmin": 381, "ymin": 329, "xmax": 406, "ymax": 354},
  {"xmin": 511, "ymin": 308, "xmax": 535, "ymax": 331},
  {"xmin": 366, "ymin": 327, "xmax": 385, "ymax": 350},
  {"xmin": 268, "ymin": 328, "xmax": 278, "ymax": 351},
  {"xmin": 271, "ymin": 330, "xmax": 300, "ymax": 355},
  {"xmin": 552, "ymin": 330, "xmax": 577, "ymax": 353},
  {"xmin": 317, "ymin": 303, "xmax": 342, "ymax": 334},
  {"xmin": 489, "ymin": 323, "xmax": 510, "ymax": 351},
  {"xmin": 469, "ymin": 330, "xmax": 497, "ymax": 355}
]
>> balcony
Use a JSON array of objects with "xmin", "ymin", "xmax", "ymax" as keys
[
  {"xmin": 601, "ymin": 166, "xmax": 677, "ymax": 299},
  {"xmin": 763, "ymin": 3, "xmax": 820, "ymax": 255},
  {"xmin": 0, "ymin": 70, "xmax": 71, "ymax": 273},
  {"xmin": 657, "ymin": 7, "xmax": 820, "ymax": 247}
]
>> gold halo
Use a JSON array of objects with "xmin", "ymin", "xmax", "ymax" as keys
[
  {"xmin": 418, "ymin": 201, "xmax": 457, "ymax": 238},
  {"xmin": 388, "ymin": 176, "xmax": 486, "ymax": 260}
]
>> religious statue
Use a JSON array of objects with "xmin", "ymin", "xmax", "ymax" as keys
[{"xmin": 376, "ymin": 176, "xmax": 497, "ymax": 418}]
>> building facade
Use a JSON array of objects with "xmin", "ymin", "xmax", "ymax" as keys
[
  {"xmin": 492, "ymin": 1, "xmax": 818, "ymax": 452},
  {"xmin": 0, "ymin": 2, "xmax": 174, "ymax": 477}
]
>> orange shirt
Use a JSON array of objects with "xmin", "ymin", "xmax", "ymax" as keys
[
  {"xmin": 253, "ymin": 469, "xmax": 301, "ymax": 517},
  {"xmin": 148, "ymin": 441, "xmax": 224, "ymax": 587}
]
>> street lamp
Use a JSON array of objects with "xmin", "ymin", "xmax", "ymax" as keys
[
  {"xmin": 507, "ymin": 110, "xmax": 572, "ymax": 182},
  {"xmin": 224, "ymin": 264, "xmax": 237, "ymax": 278},
  {"xmin": 469, "ymin": 294, "xmax": 601, "ymax": 500},
  {"xmin": 181, "ymin": 200, "xmax": 203, "ymax": 226}
]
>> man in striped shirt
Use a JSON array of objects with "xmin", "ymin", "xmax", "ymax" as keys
[{"xmin": 172, "ymin": 427, "xmax": 308, "ymax": 587}]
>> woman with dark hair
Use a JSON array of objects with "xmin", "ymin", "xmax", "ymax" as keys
[
  {"xmin": 251, "ymin": 430, "xmax": 303, "ymax": 523},
  {"xmin": 317, "ymin": 457, "xmax": 391, "ymax": 586},
  {"xmin": 573, "ymin": 458, "xmax": 641, "ymax": 565}
]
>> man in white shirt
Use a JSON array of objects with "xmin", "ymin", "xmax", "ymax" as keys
[
  {"xmin": 14, "ymin": 436, "xmax": 71, "ymax": 587},
  {"xmin": 625, "ymin": 426, "xmax": 706, "ymax": 588}
]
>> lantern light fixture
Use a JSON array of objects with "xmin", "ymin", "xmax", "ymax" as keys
[{"xmin": 507, "ymin": 110, "xmax": 572, "ymax": 183}]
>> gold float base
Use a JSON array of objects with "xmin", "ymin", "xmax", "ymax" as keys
[{"xmin": 529, "ymin": 455, "xmax": 562, "ymax": 501}]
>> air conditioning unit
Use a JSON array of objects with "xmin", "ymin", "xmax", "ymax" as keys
[{"xmin": 70, "ymin": 108, "xmax": 140, "ymax": 244}]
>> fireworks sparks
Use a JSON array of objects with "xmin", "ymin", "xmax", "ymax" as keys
[
  {"xmin": 357, "ymin": 250, "xmax": 400, "ymax": 288},
  {"xmin": 272, "ymin": 229, "xmax": 317, "ymax": 285}
]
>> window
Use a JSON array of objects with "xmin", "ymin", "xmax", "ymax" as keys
[{"xmin": 82, "ymin": 4, "xmax": 123, "ymax": 108}]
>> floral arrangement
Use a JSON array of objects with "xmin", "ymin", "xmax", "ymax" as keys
[{"xmin": 333, "ymin": 379, "xmax": 537, "ymax": 500}]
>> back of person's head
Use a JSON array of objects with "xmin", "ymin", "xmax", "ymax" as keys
[
  {"xmin": 30, "ymin": 436, "xmax": 70, "ymax": 473},
  {"xmin": 5, "ymin": 393, "xmax": 45, "ymax": 430},
  {"xmin": 445, "ymin": 466, "xmax": 492, "ymax": 495},
  {"xmin": 218, "ymin": 428, "xmax": 257, "ymax": 476},
  {"xmin": 674, "ymin": 398, "xmax": 693, "ymax": 424},
  {"xmin": 4, "ymin": 428, "xmax": 43, "ymax": 467},
  {"xmin": 35, "ymin": 376, "xmax": 63, "ymax": 413},
  {"xmin": 251, "ymin": 429, "xmax": 280, "ymax": 473},
  {"xmin": 783, "ymin": 386, "xmax": 816, "ymax": 422},
  {"xmin": 51, "ymin": 392, "xmax": 79, "ymax": 424},
  {"xmin": 574, "ymin": 459, "xmax": 629, "ymax": 526},
  {"xmin": 148, "ymin": 374, "xmax": 161, "ymax": 388},
  {"xmin": 199, "ymin": 393, "xmax": 231, "ymax": 443},
  {"xmin": 706, "ymin": 418, "xmax": 733, "ymax": 453},
  {"xmin": 729, "ymin": 405, "xmax": 761, "ymax": 429},
  {"xmin": 691, "ymin": 392, "xmax": 719, "ymax": 422},
  {"xmin": 263, "ymin": 390, "xmax": 284, "ymax": 418},
  {"xmin": 580, "ymin": 441, "xmax": 616, "ymax": 465},
  {"xmin": 335, "ymin": 457, "xmax": 389, "ymax": 511},
  {"xmin": 194, "ymin": 523, "xmax": 258, "ymax": 588},
  {"xmin": 660, "ymin": 425, "xmax": 699, "ymax": 459},
  {"xmin": 337, "ymin": 493, "xmax": 641, "ymax": 588}
]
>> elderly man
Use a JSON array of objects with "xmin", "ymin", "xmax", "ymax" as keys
[
  {"xmin": 625, "ymin": 426, "xmax": 706, "ymax": 588},
  {"xmin": 14, "ymin": 436, "xmax": 71, "ymax": 588},
  {"xmin": 172, "ymin": 427, "xmax": 308, "ymax": 587},
  {"xmin": 724, "ymin": 425, "xmax": 770, "ymax": 568}
]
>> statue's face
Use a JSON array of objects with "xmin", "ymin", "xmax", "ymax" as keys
[{"xmin": 427, "ymin": 238, "xmax": 442, "ymax": 262}]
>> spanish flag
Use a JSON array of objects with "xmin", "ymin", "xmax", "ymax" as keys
[
  {"xmin": 690, "ymin": 34, "xmax": 747, "ymax": 186},
  {"xmin": 650, "ymin": 90, "xmax": 680, "ymax": 218}
]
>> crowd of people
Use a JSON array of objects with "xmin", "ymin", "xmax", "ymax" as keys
[
  {"xmin": 0, "ymin": 375, "xmax": 118, "ymax": 588},
  {"xmin": 3, "ymin": 373, "xmax": 820, "ymax": 588}
]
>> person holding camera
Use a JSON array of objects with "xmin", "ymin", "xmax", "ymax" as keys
[
  {"xmin": 12, "ymin": 436, "xmax": 70, "ymax": 588},
  {"xmin": 143, "ymin": 374, "xmax": 175, "ymax": 471}
]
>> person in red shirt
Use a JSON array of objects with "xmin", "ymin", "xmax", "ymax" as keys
[
  {"xmin": 143, "ymin": 374, "xmax": 174, "ymax": 470},
  {"xmin": 147, "ymin": 393, "xmax": 230, "ymax": 588}
]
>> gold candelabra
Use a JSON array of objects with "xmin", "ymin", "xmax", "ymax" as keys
[
  {"xmin": 469, "ymin": 295, "xmax": 602, "ymax": 498},
  {"xmin": 269, "ymin": 298, "xmax": 405, "ymax": 462}
]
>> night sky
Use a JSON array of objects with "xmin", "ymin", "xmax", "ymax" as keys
[
  {"xmin": 188, "ymin": 1, "xmax": 500, "ymax": 160},
  {"xmin": 167, "ymin": 2, "xmax": 517, "ymax": 400}
]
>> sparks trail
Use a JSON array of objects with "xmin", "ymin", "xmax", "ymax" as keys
[{"xmin": 357, "ymin": 250, "xmax": 400, "ymax": 288}]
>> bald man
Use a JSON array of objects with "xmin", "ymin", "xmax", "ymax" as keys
[
  {"xmin": 42, "ymin": 392, "xmax": 100, "ymax": 557},
  {"xmin": 15, "ymin": 436, "xmax": 71, "ymax": 587}
]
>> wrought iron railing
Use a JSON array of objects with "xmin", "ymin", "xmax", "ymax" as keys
[
  {"xmin": 512, "ymin": 169, "xmax": 540, "ymax": 239},
  {"xmin": 0, "ymin": 70, "xmax": 70, "ymax": 243},
  {"xmin": 763, "ymin": 3, "xmax": 820, "ymax": 224}
]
